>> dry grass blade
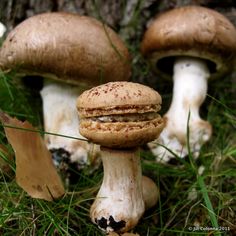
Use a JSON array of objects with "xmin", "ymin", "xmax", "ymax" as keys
[{"xmin": 0, "ymin": 111, "xmax": 65, "ymax": 201}]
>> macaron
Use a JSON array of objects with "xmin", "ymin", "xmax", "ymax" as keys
[{"xmin": 77, "ymin": 81, "xmax": 164, "ymax": 148}]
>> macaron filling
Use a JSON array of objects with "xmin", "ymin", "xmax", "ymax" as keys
[
  {"xmin": 89, "ymin": 112, "xmax": 160, "ymax": 123},
  {"xmin": 78, "ymin": 104, "xmax": 164, "ymax": 147},
  {"xmin": 78, "ymin": 104, "xmax": 161, "ymax": 118}
]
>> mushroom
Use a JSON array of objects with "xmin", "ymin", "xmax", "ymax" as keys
[
  {"xmin": 0, "ymin": 12, "xmax": 131, "ymax": 168},
  {"xmin": 77, "ymin": 81, "xmax": 164, "ymax": 233},
  {"xmin": 0, "ymin": 22, "xmax": 6, "ymax": 38},
  {"xmin": 141, "ymin": 6, "xmax": 236, "ymax": 162},
  {"xmin": 142, "ymin": 175, "xmax": 159, "ymax": 210}
]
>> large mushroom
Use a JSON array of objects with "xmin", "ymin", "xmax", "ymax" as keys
[
  {"xmin": 141, "ymin": 6, "xmax": 236, "ymax": 162},
  {"xmin": 0, "ymin": 12, "xmax": 131, "ymax": 168},
  {"xmin": 77, "ymin": 81, "xmax": 164, "ymax": 233}
]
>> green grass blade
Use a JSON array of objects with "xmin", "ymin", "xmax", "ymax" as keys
[{"xmin": 197, "ymin": 175, "xmax": 220, "ymax": 235}]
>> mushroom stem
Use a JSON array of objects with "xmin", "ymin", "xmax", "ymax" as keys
[
  {"xmin": 0, "ymin": 22, "xmax": 6, "ymax": 38},
  {"xmin": 90, "ymin": 147, "xmax": 145, "ymax": 233},
  {"xmin": 150, "ymin": 56, "xmax": 212, "ymax": 162},
  {"xmin": 40, "ymin": 81, "xmax": 90, "ymax": 166}
]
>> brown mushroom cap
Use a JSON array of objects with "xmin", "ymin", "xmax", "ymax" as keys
[
  {"xmin": 0, "ymin": 12, "xmax": 131, "ymax": 87},
  {"xmin": 141, "ymin": 6, "xmax": 236, "ymax": 79},
  {"xmin": 77, "ymin": 82, "xmax": 164, "ymax": 148}
]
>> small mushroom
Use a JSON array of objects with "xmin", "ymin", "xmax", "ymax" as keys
[
  {"xmin": 141, "ymin": 6, "xmax": 236, "ymax": 162},
  {"xmin": 0, "ymin": 12, "xmax": 131, "ymax": 168},
  {"xmin": 77, "ymin": 81, "xmax": 164, "ymax": 233},
  {"xmin": 142, "ymin": 175, "xmax": 159, "ymax": 210}
]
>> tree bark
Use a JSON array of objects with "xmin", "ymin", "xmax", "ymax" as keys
[
  {"xmin": 1, "ymin": 0, "xmax": 236, "ymax": 54},
  {"xmin": 2, "ymin": 1, "xmax": 236, "ymax": 35}
]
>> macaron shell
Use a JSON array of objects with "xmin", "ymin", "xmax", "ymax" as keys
[
  {"xmin": 77, "ymin": 82, "xmax": 162, "ymax": 110},
  {"xmin": 79, "ymin": 116, "xmax": 164, "ymax": 148}
]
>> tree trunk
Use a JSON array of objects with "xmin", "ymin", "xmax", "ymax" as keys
[{"xmin": 2, "ymin": 0, "xmax": 236, "ymax": 36}]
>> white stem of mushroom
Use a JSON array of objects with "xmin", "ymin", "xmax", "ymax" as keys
[
  {"xmin": 40, "ymin": 81, "xmax": 90, "ymax": 166},
  {"xmin": 150, "ymin": 56, "xmax": 212, "ymax": 163},
  {"xmin": 90, "ymin": 147, "xmax": 145, "ymax": 233},
  {"xmin": 0, "ymin": 22, "xmax": 6, "ymax": 38}
]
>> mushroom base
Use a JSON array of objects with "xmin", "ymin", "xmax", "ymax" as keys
[{"xmin": 149, "ymin": 117, "xmax": 212, "ymax": 163}]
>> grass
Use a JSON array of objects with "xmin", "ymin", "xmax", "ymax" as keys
[
  {"xmin": 0, "ymin": 63, "xmax": 235, "ymax": 236},
  {"xmin": 0, "ymin": 5, "xmax": 236, "ymax": 236}
]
